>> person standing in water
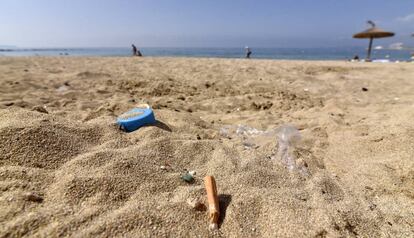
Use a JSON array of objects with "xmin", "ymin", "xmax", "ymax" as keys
[{"xmin": 245, "ymin": 46, "xmax": 252, "ymax": 58}]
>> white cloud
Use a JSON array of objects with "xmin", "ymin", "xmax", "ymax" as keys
[{"xmin": 397, "ymin": 13, "xmax": 414, "ymax": 22}]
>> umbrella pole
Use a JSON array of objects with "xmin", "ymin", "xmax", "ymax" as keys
[{"xmin": 367, "ymin": 37, "xmax": 373, "ymax": 60}]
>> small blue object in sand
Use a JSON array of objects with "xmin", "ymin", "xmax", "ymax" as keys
[{"xmin": 117, "ymin": 104, "xmax": 156, "ymax": 132}]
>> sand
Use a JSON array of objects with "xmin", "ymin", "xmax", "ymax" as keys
[{"xmin": 0, "ymin": 56, "xmax": 413, "ymax": 237}]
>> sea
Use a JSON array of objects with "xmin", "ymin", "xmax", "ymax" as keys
[{"xmin": 0, "ymin": 47, "xmax": 413, "ymax": 61}]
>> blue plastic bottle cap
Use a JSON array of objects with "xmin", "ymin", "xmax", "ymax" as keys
[{"xmin": 117, "ymin": 105, "xmax": 156, "ymax": 132}]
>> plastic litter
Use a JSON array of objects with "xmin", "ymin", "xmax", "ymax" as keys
[
  {"xmin": 219, "ymin": 124, "xmax": 276, "ymax": 149},
  {"xmin": 181, "ymin": 172, "xmax": 194, "ymax": 183},
  {"xmin": 117, "ymin": 104, "xmax": 156, "ymax": 132},
  {"xmin": 56, "ymin": 85, "xmax": 69, "ymax": 92},
  {"xmin": 275, "ymin": 125, "xmax": 301, "ymax": 171},
  {"xmin": 220, "ymin": 124, "xmax": 309, "ymax": 175}
]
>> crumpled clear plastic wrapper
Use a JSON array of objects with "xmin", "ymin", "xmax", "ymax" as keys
[
  {"xmin": 220, "ymin": 124, "xmax": 309, "ymax": 175},
  {"xmin": 220, "ymin": 124, "xmax": 276, "ymax": 149}
]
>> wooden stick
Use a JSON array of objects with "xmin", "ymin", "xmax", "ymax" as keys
[{"xmin": 204, "ymin": 176, "xmax": 219, "ymax": 230}]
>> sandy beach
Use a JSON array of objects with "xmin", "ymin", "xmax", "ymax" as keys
[{"xmin": 0, "ymin": 56, "xmax": 413, "ymax": 237}]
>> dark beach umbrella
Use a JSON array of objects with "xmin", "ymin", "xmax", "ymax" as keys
[{"xmin": 353, "ymin": 21, "xmax": 395, "ymax": 60}]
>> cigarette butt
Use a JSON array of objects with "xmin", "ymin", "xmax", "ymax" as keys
[{"xmin": 204, "ymin": 176, "xmax": 219, "ymax": 230}]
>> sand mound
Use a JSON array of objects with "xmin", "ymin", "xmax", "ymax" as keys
[
  {"xmin": 0, "ymin": 109, "xmax": 102, "ymax": 169},
  {"xmin": 0, "ymin": 108, "xmax": 388, "ymax": 237}
]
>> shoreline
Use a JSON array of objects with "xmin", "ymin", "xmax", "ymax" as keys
[
  {"xmin": 1, "ymin": 55, "xmax": 411, "ymax": 64},
  {"xmin": 1, "ymin": 46, "xmax": 412, "ymax": 61}
]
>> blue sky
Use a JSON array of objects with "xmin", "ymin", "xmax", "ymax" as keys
[{"xmin": 1, "ymin": 0, "xmax": 414, "ymax": 48}]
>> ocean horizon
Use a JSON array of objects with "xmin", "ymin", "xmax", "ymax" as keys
[{"xmin": 1, "ymin": 46, "xmax": 412, "ymax": 61}]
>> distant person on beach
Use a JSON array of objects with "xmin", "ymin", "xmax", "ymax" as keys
[
  {"xmin": 350, "ymin": 55, "xmax": 360, "ymax": 62},
  {"xmin": 132, "ymin": 44, "xmax": 137, "ymax": 56},
  {"xmin": 136, "ymin": 49, "xmax": 142, "ymax": 57},
  {"xmin": 245, "ymin": 46, "xmax": 252, "ymax": 58},
  {"xmin": 131, "ymin": 44, "xmax": 142, "ymax": 56}
]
